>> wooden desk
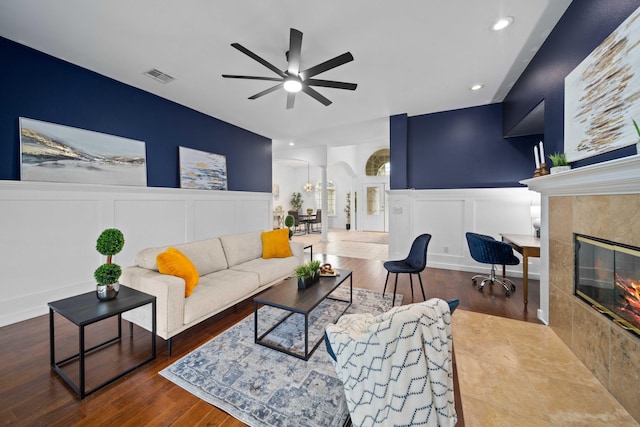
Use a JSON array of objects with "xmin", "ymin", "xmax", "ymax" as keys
[{"xmin": 500, "ymin": 234, "xmax": 540, "ymax": 306}]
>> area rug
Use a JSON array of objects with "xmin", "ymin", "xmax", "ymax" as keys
[{"xmin": 159, "ymin": 286, "xmax": 402, "ymax": 427}]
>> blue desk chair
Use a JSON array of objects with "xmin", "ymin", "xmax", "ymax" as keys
[
  {"xmin": 383, "ymin": 233, "xmax": 431, "ymax": 306},
  {"xmin": 465, "ymin": 232, "xmax": 519, "ymax": 296}
]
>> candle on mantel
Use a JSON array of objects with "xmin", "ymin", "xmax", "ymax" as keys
[
  {"xmin": 539, "ymin": 141, "xmax": 545, "ymax": 163},
  {"xmin": 534, "ymin": 145, "xmax": 540, "ymax": 168}
]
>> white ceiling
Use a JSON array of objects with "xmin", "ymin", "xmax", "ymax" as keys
[{"xmin": 0, "ymin": 0, "xmax": 572, "ymax": 152}]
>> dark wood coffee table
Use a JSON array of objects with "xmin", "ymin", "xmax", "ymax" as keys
[{"xmin": 253, "ymin": 269, "xmax": 352, "ymax": 360}]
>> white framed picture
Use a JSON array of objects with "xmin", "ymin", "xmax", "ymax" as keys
[
  {"xmin": 19, "ymin": 117, "xmax": 147, "ymax": 186},
  {"xmin": 564, "ymin": 7, "xmax": 640, "ymax": 162},
  {"xmin": 179, "ymin": 146, "xmax": 228, "ymax": 190}
]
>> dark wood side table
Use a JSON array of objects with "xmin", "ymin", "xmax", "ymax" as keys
[{"xmin": 48, "ymin": 285, "xmax": 156, "ymax": 399}]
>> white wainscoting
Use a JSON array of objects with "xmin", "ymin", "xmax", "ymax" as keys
[
  {"xmin": 0, "ymin": 181, "xmax": 272, "ymax": 327},
  {"xmin": 388, "ymin": 187, "xmax": 540, "ymax": 277}
]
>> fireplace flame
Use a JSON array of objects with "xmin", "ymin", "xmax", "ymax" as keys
[{"xmin": 615, "ymin": 273, "xmax": 640, "ymax": 325}]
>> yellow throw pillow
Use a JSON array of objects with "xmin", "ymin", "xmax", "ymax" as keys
[
  {"xmin": 156, "ymin": 247, "xmax": 200, "ymax": 297},
  {"xmin": 261, "ymin": 229, "xmax": 293, "ymax": 259}
]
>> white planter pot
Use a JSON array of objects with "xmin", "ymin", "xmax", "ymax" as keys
[{"xmin": 550, "ymin": 165, "xmax": 571, "ymax": 174}]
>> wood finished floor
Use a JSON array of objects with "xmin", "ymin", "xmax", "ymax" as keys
[{"xmin": 0, "ymin": 252, "xmax": 540, "ymax": 426}]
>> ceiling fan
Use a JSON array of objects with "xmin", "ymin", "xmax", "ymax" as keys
[{"xmin": 222, "ymin": 28, "xmax": 357, "ymax": 109}]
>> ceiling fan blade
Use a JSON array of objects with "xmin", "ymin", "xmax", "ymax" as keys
[
  {"xmin": 287, "ymin": 28, "xmax": 303, "ymax": 75},
  {"xmin": 286, "ymin": 92, "xmax": 296, "ymax": 109},
  {"xmin": 302, "ymin": 86, "xmax": 332, "ymax": 106},
  {"xmin": 222, "ymin": 75, "xmax": 283, "ymax": 82},
  {"xmin": 299, "ymin": 52, "xmax": 354, "ymax": 79},
  {"xmin": 306, "ymin": 79, "xmax": 357, "ymax": 91},
  {"xmin": 248, "ymin": 83, "xmax": 283, "ymax": 100},
  {"xmin": 231, "ymin": 43, "xmax": 287, "ymax": 78}
]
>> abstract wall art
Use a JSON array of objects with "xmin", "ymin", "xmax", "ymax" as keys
[
  {"xmin": 564, "ymin": 7, "xmax": 640, "ymax": 162},
  {"xmin": 179, "ymin": 146, "xmax": 228, "ymax": 190},
  {"xmin": 20, "ymin": 117, "xmax": 147, "ymax": 186}
]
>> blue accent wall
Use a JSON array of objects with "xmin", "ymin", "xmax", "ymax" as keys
[
  {"xmin": 0, "ymin": 37, "xmax": 272, "ymax": 191},
  {"xmin": 503, "ymin": 0, "xmax": 639, "ymax": 168},
  {"xmin": 406, "ymin": 104, "xmax": 541, "ymax": 189},
  {"xmin": 390, "ymin": 114, "xmax": 408, "ymax": 190}
]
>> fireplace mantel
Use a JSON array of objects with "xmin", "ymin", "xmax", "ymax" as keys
[{"xmin": 521, "ymin": 154, "xmax": 640, "ymax": 196}]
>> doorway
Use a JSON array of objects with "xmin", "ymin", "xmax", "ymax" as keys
[{"xmin": 361, "ymin": 183, "xmax": 387, "ymax": 232}]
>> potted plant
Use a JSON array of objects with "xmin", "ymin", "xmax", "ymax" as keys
[
  {"xmin": 548, "ymin": 152, "xmax": 570, "ymax": 174},
  {"xmin": 290, "ymin": 192, "xmax": 303, "ymax": 212},
  {"xmin": 295, "ymin": 260, "xmax": 321, "ymax": 289},
  {"xmin": 344, "ymin": 192, "xmax": 351, "ymax": 230},
  {"xmin": 94, "ymin": 228, "xmax": 125, "ymax": 301},
  {"xmin": 284, "ymin": 214, "xmax": 295, "ymax": 239},
  {"xmin": 306, "ymin": 208, "xmax": 314, "ymax": 215}
]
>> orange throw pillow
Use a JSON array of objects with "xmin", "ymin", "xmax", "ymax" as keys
[
  {"xmin": 156, "ymin": 247, "xmax": 200, "ymax": 297},
  {"xmin": 261, "ymin": 229, "xmax": 293, "ymax": 259}
]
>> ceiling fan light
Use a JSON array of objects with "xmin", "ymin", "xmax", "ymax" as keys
[{"xmin": 283, "ymin": 78, "xmax": 302, "ymax": 93}]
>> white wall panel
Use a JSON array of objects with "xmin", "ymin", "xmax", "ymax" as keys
[
  {"xmin": 415, "ymin": 199, "xmax": 465, "ymax": 257},
  {"xmin": 0, "ymin": 181, "xmax": 271, "ymax": 326},
  {"xmin": 389, "ymin": 187, "xmax": 540, "ymax": 276},
  {"xmin": 114, "ymin": 200, "xmax": 188, "ymax": 266},
  {"xmin": 194, "ymin": 199, "xmax": 237, "ymax": 239}
]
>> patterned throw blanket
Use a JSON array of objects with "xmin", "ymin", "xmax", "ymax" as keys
[{"xmin": 326, "ymin": 298, "xmax": 457, "ymax": 427}]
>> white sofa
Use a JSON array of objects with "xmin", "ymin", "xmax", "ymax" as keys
[{"xmin": 120, "ymin": 231, "xmax": 304, "ymax": 355}]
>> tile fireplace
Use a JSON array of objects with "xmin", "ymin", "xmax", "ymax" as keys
[
  {"xmin": 523, "ymin": 154, "xmax": 640, "ymax": 423},
  {"xmin": 574, "ymin": 233, "xmax": 640, "ymax": 339}
]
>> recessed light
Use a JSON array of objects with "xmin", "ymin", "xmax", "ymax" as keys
[
  {"xmin": 289, "ymin": 142, "xmax": 295, "ymax": 146},
  {"xmin": 470, "ymin": 84, "xmax": 484, "ymax": 91},
  {"xmin": 491, "ymin": 16, "xmax": 514, "ymax": 31}
]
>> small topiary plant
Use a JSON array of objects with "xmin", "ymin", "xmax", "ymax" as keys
[
  {"xmin": 94, "ymin": 228, "xmax": 125, "ymax": 285},
  {"xmin": 284, "ymin": 215, "xmax": 295, "ymax": 239}
]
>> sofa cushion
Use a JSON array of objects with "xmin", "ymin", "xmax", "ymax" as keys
[
  {"xmin": 184, "ymin": 269, "xmax": 260, "ymax": 324},
  {"xmin": 261, "ymin": 229, "xmax": 293, "ymax": 259},
  {"xmin": 219, "ymin": 231, "xmax": 262, "ymax": 267},
  {"xmin": 231, "ymin": 256, "xmax": 300, "ymax": 287},
  {"xmin": 156, "ymin": 247, "xmax": 199, "ymax": 297},
  {"xmin": 135, "ymin": 237, "xmax": 228, "ymax": 275}
]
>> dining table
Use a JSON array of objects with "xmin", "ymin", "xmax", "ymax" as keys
[{"xmin": 298, "ymin": 214, "xmax": 316, "ymax": 234}]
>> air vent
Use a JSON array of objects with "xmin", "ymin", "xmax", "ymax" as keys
[{"xmin": 143, "ymin": 68, "xmax": 175, "ymax": 84}]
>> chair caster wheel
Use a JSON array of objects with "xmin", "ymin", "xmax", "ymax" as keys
[
  {"xmin": 505, "ymin": 290, "xmax": 512, "ymax": 296},
  {"xmin": 511, "ymin": 284, "xmax": 516, "ymax": 292}
]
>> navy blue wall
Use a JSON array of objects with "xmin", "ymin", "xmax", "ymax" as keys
[
  {"xmin": 390, "ymin": 114, "xmax": 408, "ymax": 190},
  {"xmin": 0, "ymin": 37, "xmax": 272, "ymax": 191},
  {"xmin": 503, "ymin": 0, "xmax": 639, "ymax": 168},
  {"xmin": 406, "ymin": 104, "xmax": 541, "ymax": 189}
]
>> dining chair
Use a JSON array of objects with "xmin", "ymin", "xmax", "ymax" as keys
[
  {"xmin": 310, "ymin": 209, "xmax": 321, "ymax": 233},
  {"xmin": 383, "ymin": 233, "xmax": 431, "ymax": 306},
  {"xmin": 287, "ymin": 210, "xmax": 305, "ymax": 235}
]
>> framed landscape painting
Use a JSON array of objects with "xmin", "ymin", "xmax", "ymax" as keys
[
  {"xmin": 179, "ymin": 146, "xmax": 228, "ymax": 190},
  {"xmin": 564, "ymin": 7, "xmax": 640, "ymax": 162},
  {"xmin": 20, "ymin": 117, "xmax": 147, "ymax": 186}
]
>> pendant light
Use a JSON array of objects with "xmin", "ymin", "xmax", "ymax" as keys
[{"xmin": 304, "ymin": 162, "xmax": 314, "ymax": 192}]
